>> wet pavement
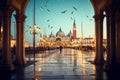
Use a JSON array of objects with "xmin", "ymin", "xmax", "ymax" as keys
[{"xmin": 0, "ymin": 48, "xmax": 117, "ymax": 80}]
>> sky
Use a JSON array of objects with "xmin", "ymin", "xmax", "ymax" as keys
[{"xmin": 11, "ymin": 0, "xmax": 106, "ymax": 45}]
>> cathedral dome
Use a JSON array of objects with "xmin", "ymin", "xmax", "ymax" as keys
[
  {"xmin": 56, "ymin": 28, "xmax": 65, "ymax": 37},
  {"xmin": 67, "ymin": 30, "xmax": 72, "ymax": 37}
]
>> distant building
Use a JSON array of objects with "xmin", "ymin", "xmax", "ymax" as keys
[
  {"xmin": 38, "ymin": 20, "xmax": 80, "ymax": 47},
  {"xmin": 73, "ymin": 19, "xmax": 77, "ymax": 39}
]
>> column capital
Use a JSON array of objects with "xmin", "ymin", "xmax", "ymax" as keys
[
  {"xmin": 22, "ymin": 15, "xmax": 27, "ymax": 21},
  {"xmin": 93, "ymin": 14, "xmax": 105, "ymax": 21},
  {"xmin": 14, "ymin": 14, "xmax": 26, "ymax": 23}
]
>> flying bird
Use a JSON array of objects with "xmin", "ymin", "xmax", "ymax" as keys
[
  {"xmin": 46, "ymin": 0, "xmax": 48, "ymax": 4},
  {"xmin": 71, "ymin": 11, "xmax": 74, "ymax": 14},
  {"xmin": 48, "ymin": 25, "xmax": 50, "ymax": 28},
  {"xmin": 40, "ymin": 6, "xmax": 43, "ymax": 9},
  {"xmin": 47, "ymin": 19, "xmax": 50, "ymax": 22},
  {"xmin": 61, "ymin": 10, "xmax": 67, "ymax": 13},
  {"xmin": 73, "ymin": 6, "xmax": 77, "ymax": 11},
  {"xmin": 89, "ymin": 19, "xmax": 93, "ymax": 21},
  {"xmin": 44, "ymin": 5, "xmax": 47, "ymax": 7},
  {"xmin": 86, "ymin": 16, "xmax": 89, "ymax": 18},
  {"xmin": 47, "ymin": 9, "xmax": 51, "ymax": 12},
  {"xmin": 51, "ymin": 26, "xmax": 53, "ymax": 29},
  {"xmin": 71, "ymin": 17, "xmax": 73, "ymax": 20}
]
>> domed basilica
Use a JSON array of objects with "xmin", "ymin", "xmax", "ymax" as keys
[{"xmin": 38, "ymin": 19, "xmax": 77, "ymax": 47}]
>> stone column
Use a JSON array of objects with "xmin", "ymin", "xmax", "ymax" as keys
[
  {"xmin": 104, "ymin": 8, "xmax": 117, "ymax": 71},
  {"xmin": 1, "ymin": 12, "xmax": 15, "ymax": 71},
  {"xmin": 14, "ymin": 14, "xmax": 26, "ymax": 65},
  {"xmin": 21, "ymin": 14, "xmax": 27, "ymax": 64},
  {"xmin": 0, "ymin": 17, "xmax": 2, "ymax": 43},
  {"xmin": 116, "ymin": 11, "xmax": 120, "ymax": 65},
  {"xmin": 93, "ymin": 13, "xmax": 105, "ymax": 65}
]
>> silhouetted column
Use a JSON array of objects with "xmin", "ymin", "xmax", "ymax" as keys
[
  {"xmin": 21, "ymin": 14, "xmax": 26, "ymax": 64},
  {"xmin": 104, "ymin": 8, "xmax": 116, "ymax": 71},
  {"xmin": 0, "ymin": 17, "xmax": 2, "ymax": 42},
  {"xmin": 14, "ymin": 13, "xmax": 26, "ymax": 65},
  {"xmin": 105, "ymin": 12, "xmax": 111, "ymax": 69},
  {"xmin": 116, "ymin": 11, "xmax": 120, "ymax": 65},
  {"xmin": 1, "ymin": 12, "xmax": 15, "ymax": 71},
  {"xmin": 93, "ymin": 13, "xmax": 104, "ymax": 65}
]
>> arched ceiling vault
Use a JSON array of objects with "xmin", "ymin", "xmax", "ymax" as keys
[
  {"xmin": 0, "ymin": 0, "xmax": 29, "ymax": 15},
  {"xmin": 90, "ymin": 0, "xmax": 111, "ymax": 14}
]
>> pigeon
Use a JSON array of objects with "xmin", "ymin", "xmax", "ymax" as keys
[
  {"xmin": 48, "ymin": 25, "xmax": 50, "ymax": 28},
  {"xmin": 71, "ymin": 11, "xmax": 74, "ymax": 14},
  {"xmin": 46, "ymin": 0, "xmax": 48, "ymax": 4},
  {"xmin": 86, "ymin": 16, "xmax": 89, "ymax": 18},
  {"xmin": 47, "ymin": 9, "xmax": 50, "ymax": 12},
  {"xmin": 71, "ymin": 17, "xmax": 73, "ymax": 20},
  {"xmin": 61, "ymin": 10, "xmax": 67, "ymax": 13},
  {"xmin": 73, "ymin": 6, "xmax": 77, "ymax": 11},
  {"xmin": 47, "ymin": 19, "xmax": 50, "ymax": 22},
  {"xmin": 51, "ymin": 26, "xmax": 53, "ymax": 29},
  {"xmin": 44, "ymin": 5, "xmax": 47, "ymax": 7},
  {"xmin": 89, "ymin": 19, "xmax": 93, "ymax": 21},
  {"xmin": 40, "ymin": 6, "xmax": 43, "ymax": 9}
]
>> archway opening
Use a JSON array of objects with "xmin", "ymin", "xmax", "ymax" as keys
[
  {"xmin": 25, "ymin": 0, "xmax": 95, "ymax": 48},
  {"xmin": 11, "ymin": 10, "xmax": 16, "ymax": 63},
  {"xmin": 103, "ymin": 11, "xmax": 107, "ymax": 61}
]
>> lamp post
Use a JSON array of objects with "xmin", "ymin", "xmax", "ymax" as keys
[
  {"xmin": 29, "ymin": 0, "xmax": 40, "ymax": 79},
  {"xmin": 29, "ymin": 24, "xmax": 40, "ymax": 58}
]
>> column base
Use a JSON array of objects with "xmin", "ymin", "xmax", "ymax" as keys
[
  {"xmin": 0, "ymin": 63, "xmax": 15, "ymax": 72},
  {"xmin": 93, "ymin": 59, "xmax": 105, "ymax": 65},
  {"xmin": 13, "ymin": 59, "xmax": 26, "ymax": 67},
  {"xmin": 104, "ymin": 63, "xmax": 120, "ymax": 80},
  {"xmin": 104, "ymin": 63, "xmax": 120, "ymax": 72}
]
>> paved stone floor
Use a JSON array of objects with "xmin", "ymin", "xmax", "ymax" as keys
[{"xmin": 0, "ymin": 48, "xmax": 119, "ymax": 80}]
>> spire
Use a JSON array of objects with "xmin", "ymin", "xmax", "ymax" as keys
[
  {"xmin": 51, "ymin": 31, "xmax": 52, "ymax": 34},
  {"xmin": 69, "ymin": 30, "xmax": 72, "ymax": 34},
  {"xmin": 73, "ymin": 18, "xmax": 77, "ymax": 39},
  {"xmin": 73, "ymin": 18, "xmax": 76, "ymax": 28},
  {"xmin": 59, "ymin": 27, "xmax": 62, "ymax": 31}
]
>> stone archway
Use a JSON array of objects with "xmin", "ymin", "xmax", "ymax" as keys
[
  {"xmin": 56, "ymin": 37, "xmax": 62, "ymax": 42},
  {"xmin": 0, "ymin": 0, "xmax": 29, "ymax": 71},
  {"xmin": 90, "ymin": 0, "xmax": 120, "ymax": 71}
]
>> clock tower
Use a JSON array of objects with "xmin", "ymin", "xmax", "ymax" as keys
[{"xmin": 73, "ymin": 19, "xmax": 76, "ymax": 39}]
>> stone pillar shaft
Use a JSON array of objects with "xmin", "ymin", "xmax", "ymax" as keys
[
  {"xmin": 14, "ymin": 14, "xmax": 26, "ymax": 65},
  {"xmin": 107, "ymin": 12, "xmax": 116, "ymax": 64},
  {"xmin": 94, "ymin": 13, "xmax": 104, "ymax": 65},
  {"xmin": 0, "ymin": 17, "xmax": 2, "ymax": 42},
  {"xmin": 2, "ymin": 13, "xmax": 14, "ymax": 70},
  {"xmin": 115, "ymin": 11, "xmax": 120, "ymax": 64},
  {"xmin": 21, "ymin": 15, "xmax": 26, "ymax": 64},
  {"xmin": 105, "ymin": 8, "xmax": 117, "ymax": 71}
]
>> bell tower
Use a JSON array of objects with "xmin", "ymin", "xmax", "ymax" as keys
[{"xmin": 73, "ymin": 19, "xmax": 76, "ymax": 39}]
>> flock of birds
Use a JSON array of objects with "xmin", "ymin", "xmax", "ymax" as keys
[
  {"xmin": 39, "ymin": 0, "xmax": 93, "ymax": 30},
  {"xmin": 25, "ymin": 0, "xmax": 94, "ymax": 43}
]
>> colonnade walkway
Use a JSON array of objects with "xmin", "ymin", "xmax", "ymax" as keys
[{"xmin": 0, "ymin": 48, "xmax": 118, "ymax": 80}]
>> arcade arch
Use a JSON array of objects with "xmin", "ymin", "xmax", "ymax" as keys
[{"xmin": 0, "ymin": 0, "xmax": 120, "ymax": 72}]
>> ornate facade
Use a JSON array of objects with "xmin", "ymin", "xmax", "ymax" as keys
[
  {"xmin": 39, "ymin": 28, "xmax": 72, "ymax": 47},
  {"xmin": 39, "ymin": 20, "xmax": 77, "ymax": 47}
]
